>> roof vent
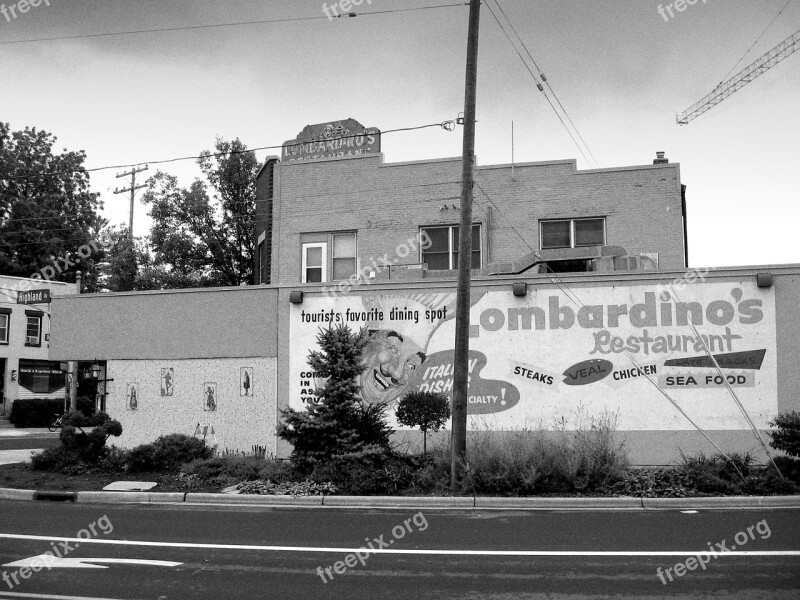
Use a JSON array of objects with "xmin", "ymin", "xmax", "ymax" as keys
[{"xmin": 653, "ymin": 151, "xmax": 669, "ymax": 164}]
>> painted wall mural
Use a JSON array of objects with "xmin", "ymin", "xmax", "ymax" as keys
[
  {"xmin": 240, "ymin": 367, "xmax": 254, "ymax": 397},
  {"xmin": 126, "ymin": 382, "xmax": 139, "ymax": 411},
  {"xmin": 203, "ymin": 382, "xmax": 217, "ymax": 411},
  {"xmin": 289, "ymin": 282, "xmax": 777, "ymax": 431},
  {"xmin": 160, "ymin": 368, "xmax": 174, "ymax": 396}
]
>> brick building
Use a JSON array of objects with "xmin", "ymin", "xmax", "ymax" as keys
[{"xmin": 255, "ymin": 119, "xmax": 687, "ymax": 286}]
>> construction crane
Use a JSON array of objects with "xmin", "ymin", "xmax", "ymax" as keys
[{"xmin": 677, "ymin": 27, "xmax": 800, "ymax": 125}]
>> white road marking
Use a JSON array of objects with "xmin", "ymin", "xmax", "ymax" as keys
[
  {"xmin": 3, "ymin": 554, "xmax": 181, "ymax": 569},
  {"xmin": 2, "ymin": 533, "xmax": 799, "ymax": 557},
  {"xmin": 0, "ymin": 592, "xmax": 125, "ymax": 600},
  {"xmin": 680, "ymin": 510, "xmax": 699, "ymax": 514}
]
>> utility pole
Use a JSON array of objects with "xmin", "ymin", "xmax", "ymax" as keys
[
  {"xmin": 451, "ymin": 0, "xmax": 481, "ymax": 491},
  {"xmin": 114, "ymin": 165, "xmax": 148, "ymax": 239}
]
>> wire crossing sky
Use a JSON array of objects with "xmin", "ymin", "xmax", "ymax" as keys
[{"xmin": 1, "ymin": 0, "xmax": 798, "ymax": 268}]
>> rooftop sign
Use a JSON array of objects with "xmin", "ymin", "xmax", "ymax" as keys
[
  {"xmin": 16, "ymin": 289, "xmax": 51, "ymax": 304},
  {"xmin": 282, "ymin": 118, "xmax": 381, "ymax": 163}
]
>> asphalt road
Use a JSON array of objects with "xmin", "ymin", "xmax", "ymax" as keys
[{"xmin": 1, "ymin": 500, "xmax": 799, "ymax": 599}]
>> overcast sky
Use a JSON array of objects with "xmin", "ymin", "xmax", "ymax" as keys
[{"xmin": 2, "ymin": 0, "xmax": 798, "ymax": 269}]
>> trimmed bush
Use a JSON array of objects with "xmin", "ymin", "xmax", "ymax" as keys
[
  {"xmin": 9, "ymin": 398, "xmax": 64, "ymax": 428},
  {"xmin": 126, "ymin": 434, "xmax": 213, "ymax": 473},
  {"xmin": 30, "ymin": 446, "xmax": 83, "ymax": 472}
]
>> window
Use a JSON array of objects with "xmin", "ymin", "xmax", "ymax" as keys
[
  {"xmin": 25, "ymin": 314, "xmax": 42, "ymax": 347},
  {"xmin": 18, "ymin": 360, "xmax": 64, "ymax": 395},
  {"xmin": 421, "ymin": 225, "xmax": 481, "ymax": 271},
  {"xmin": 301, "ymin": 242, "xmax": 326, "ymax": 283},
  {"xmin": 301, "ymin": 232, "xmax": 357, "ymax": 283},
  {"xmin": 541, "ymin": 218, "xmax": 605, "ymax": 249},
  {"xmin": 0, "ymin": 310, "xmax": 9, "ymax": 344},
  {"xmin": 332, "ymin": 232, "xmax": 357, "ymax": 280}
]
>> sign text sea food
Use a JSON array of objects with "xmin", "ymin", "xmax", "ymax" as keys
[{"xmin": 474, "ymin": 288, "xmax": 761, "ymax": 356}]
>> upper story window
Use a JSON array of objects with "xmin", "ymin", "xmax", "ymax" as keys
[
  {"xmin": 540, "ymin": 217, "xmax": 605, "ymax": 250},
  {"xmin": 25, "ymin": 313, "xmax": 42, "ymax": 347},
  {"xmin": 301, "ymin": 232, "xmax": 357, "ymax": 283},
  {"xmin": 301, "ymin": 242, "xmax": 327, "ymax": 283},
  {"xmin": 332, "ymin": 233, "xmax": 357, "ymax": 280},
  {"xmin": 421, "ymin": 224, "xmax": 481, "ymax": 271},
  {"xmin": 0, "ymin": 309, "xmax": 9, "ymax": 344}
]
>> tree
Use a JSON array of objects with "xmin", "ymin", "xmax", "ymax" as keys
[
  {"xmin": 0, "ymin": 122, "xmax": 105, "ymax": 282},
  {"xmin": 277, "ymin": 324, "xmax": 393, "ymax": 471},
  {"xmin": 139, "ymin": 138, "xmax": 258, "ymax": 288},
  {"xmin": 769, "ymin": 411, "xmax": 800, "ymax": 458},
  {"xmin": 396, "ymin": 391, "xmax": 451, "ymax": 457}
]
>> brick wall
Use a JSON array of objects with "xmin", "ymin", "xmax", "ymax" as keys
[{"xmin": 257, "ymin": 154, "xmax": 685, "ymax": 285}]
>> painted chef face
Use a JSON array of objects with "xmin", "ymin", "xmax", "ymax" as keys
[{"xmin": 359, "ymin": 330, "xmax": 426, "ymax": 406}]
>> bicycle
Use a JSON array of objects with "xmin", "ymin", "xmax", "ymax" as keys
[{"xmin": 48, "ymin": 413, "xmax": 65, "ymax": 432}]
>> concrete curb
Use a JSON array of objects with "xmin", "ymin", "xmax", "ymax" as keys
[
  {"xmin": 184, "ymin": 493, "xmax": 323, "ymax": 506},
  {"xmin": 641, "ymin": 496, "xmax": 800, "ymax": 509},
  {"xmin": 323, "ymin": 496, "xmax": 475, "ymax": 509},
  {"xmin": 0, "ymin": 488, "xmax": 35, "ymax": 501},
  {"xmin": 1, "ymin": 486, "xmax": 799, "ymax": 509},
  {"xmin": 475, "ymin": 497, "xmax": 643, "ymax": 509}
]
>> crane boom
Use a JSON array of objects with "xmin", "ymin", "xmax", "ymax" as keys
[{"xmin": 677, "ymin": 28, "xmax": 800, "ymax": 125}]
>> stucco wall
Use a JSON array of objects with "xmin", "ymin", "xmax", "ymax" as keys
[
  {"xmin": 106, "ymin": 357, "xmax": 277, "ymax": 454},
  {"xmin": 50, "ymin": 286, "xmax": 279, "ymax": 361}
]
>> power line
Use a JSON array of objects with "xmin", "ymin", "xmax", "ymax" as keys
[
  {"xmin": 4, "ymin": 122, "xmax": 455, "ymax": 181},
  {"xmin": 0, "ymin": 2, "xmax": 468, "ymax": 45},
  {"xmin": 716, "ymin": 0, "xmax": 796, "ymax": 86},
  {"xmin": 485, "ymin": 0, "xmax": 599, "ymax": 169},
  {"xmin": 491, "ymin": 0, "xmax": 599, "ymax": 168}
]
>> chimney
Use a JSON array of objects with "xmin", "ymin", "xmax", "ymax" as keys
[{"xmin": 653, "ymin": 151, "xmax": 669, "ymax": 164}]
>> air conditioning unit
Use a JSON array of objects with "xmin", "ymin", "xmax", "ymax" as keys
[{"xmin": 26, "ymin": 336, "xmax": 39, "ymax": 345}]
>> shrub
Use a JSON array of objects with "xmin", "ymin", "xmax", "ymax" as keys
[
  {"xmin": 458, "ymin": 411, "xmax": 628, "ymax": 495},
  {"xmin": 182, "ymin": 456, "xmax": 264, "ymax": 481},
  {"xmin": 769, "ymin": 411, "xmax": 800, "ymax": 458},
  {"xmin": 679, "ymin": 451, "xmax": 753, "ymax": 494},
  {"xmin": 278, "ymin": 324, "xmax": 393, "ymax": 472},
  {"xmin": 58, "ymin": 417, "xmax": 123, "ymax": 464},
  {"xmin": 126, "ymin": 434, "xmax": 213, "ymax": 473},
  {"xmin": 614, "ymin": 468, "xmax": 692, "ymax": 497},
  {"xmin": 30, "ymin": 446, "xmax": 82, "ymax": 472},
  {"xmin": 75, "ymin": 395, "xmax": 96, "ymax": 417},
  {"xmin": 9, "ymin": 398, "xmax": 63, "ymax": 428}
]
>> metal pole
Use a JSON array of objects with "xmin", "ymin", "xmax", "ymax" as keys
[{"xmin": 451, "ymin": 0, "xmax": 481, "ymax": 491}]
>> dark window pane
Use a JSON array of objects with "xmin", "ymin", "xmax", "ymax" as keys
[
  {"xmin": 541, "ymin": 221, "xmax": 571, "ymax": 249},
  {"xmin": 423, "ymin": 227, "xmax": 450, "ymax": 253},
  {"xmin": 575, "ymin": 219, "xmax": 604, "ymax": 246},
  {"xmin": 471, "ymin": 250, "xmax": 481, "ymax": 269},
  {"xmin": 424, "ymin": 252, "xmax": 450, "ymax": 271},
  {"xmin": 306, "ymin": 267, "xmax": 322, "ymax": 283}
]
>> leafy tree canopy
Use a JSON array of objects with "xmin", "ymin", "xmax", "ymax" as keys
[
  {"xmin": 0, "ymin": 122, "xmax": 105, "ymax": 285},
  {"xmin": 138, "ymin": 137, "xmax": 258, "ymax": 288}
]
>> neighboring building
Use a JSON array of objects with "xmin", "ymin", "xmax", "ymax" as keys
[
  {"xmin": 0, "ymin": 275, "xmax": 78, "ymax": 415},
  {"xmin": 255, "ymin": 119, "xmax": 687, "ymax": 287}
]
